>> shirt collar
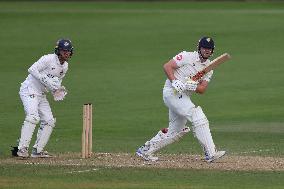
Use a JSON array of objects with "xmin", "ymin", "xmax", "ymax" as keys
[{"xmin": 55, "ymin": 54, "xmax": 66, "ymax": 66}]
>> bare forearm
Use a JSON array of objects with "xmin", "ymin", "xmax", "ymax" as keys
[
  {"xmin": 195, "ymin": 81, "xmax": 209, "ymax": 94},
  {"xmin": 163, "ymin": 65, "xmax": 175, "ymax": 81},
  {"xmin": 163, "ymin": 60, "xmax": 178, "ymax": 82}
]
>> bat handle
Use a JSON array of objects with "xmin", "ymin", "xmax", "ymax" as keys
[
  {"xmin": 191, "ymin": 71, "xmax": 205, "ymax": 81},
  {"xmin": 191, "ymin": 76, "xmax": 198, "ymax": 81}
]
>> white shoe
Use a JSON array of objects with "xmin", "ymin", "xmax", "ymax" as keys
[
  {"xmin": 31, "ymin": 148, "xmax": 53, "ymax": 158},
  {"xmin": 17, "ymin": 147, "xmax": 29, "ymax": 158},
  {"xmin": 205, "ymin": 150, "xmax": 226, "ymax": 163},
  {"xmin": 136, "ymin": 146, "xmax": 158, "ymax": 161}
]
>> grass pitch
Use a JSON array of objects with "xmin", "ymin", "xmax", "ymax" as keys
[{"xmin": 0, "ymin": 1, "xmax": 284, "ymax": 189}]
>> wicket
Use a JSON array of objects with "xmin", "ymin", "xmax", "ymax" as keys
[{"xmin": 82, "ymin": 103, "xmax": 93, "ymax": 158}]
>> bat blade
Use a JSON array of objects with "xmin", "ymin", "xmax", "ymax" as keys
[{"xmin": 192, "ymin": 53, "xmax": 231, "ymax": 81}]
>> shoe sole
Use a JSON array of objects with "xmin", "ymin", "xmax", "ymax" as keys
[
  {"xmin": 31, "ymin": 155, "xmax": 53, "ymax": 158},
  {"xmin": 136, "ymin": 151, "xmax": 150, "ymax": 161},
  {"xmin": 136, "ymin": 151, "xmax": 158, "ymax": 161},
  {"xmin": 17, "ymin": 153, "xmax": 29, "ymax": 158},
  {"xmin": 206, "ymin": 151, "xmax": 226, "ymax": 163},
  {"xmin": 17, "ymin": 155, "xmax": 29, "ymax": 158}
]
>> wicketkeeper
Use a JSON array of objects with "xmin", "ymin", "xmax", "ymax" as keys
[
  {"xmin": 16, "ymin": 39, "xmax": 73, "ymax": 158},
  {"xmin": 136, "ymin": 36, "xmax": 226, "ymax": 162}
]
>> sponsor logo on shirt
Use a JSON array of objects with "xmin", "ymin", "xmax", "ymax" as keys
[{"xmin": 176, "ymin": 54, "xmax": 183, "ymax": 61}]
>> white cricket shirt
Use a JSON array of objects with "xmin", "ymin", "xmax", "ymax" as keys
[
  {"xmin": 164, "ymin": 51, "xmax": 213, "ymax": 89},
  {"xmin": 20, "ymin": 54, "xmax": 68, "ymax": 95}
]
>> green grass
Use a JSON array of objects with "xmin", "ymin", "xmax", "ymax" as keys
[
  {"xmin": 1, "ymin": 165, "xmax": 284, "ymax": 189},
  {"xmin": 0, "ymin": 1, "xmax": 284, "ymax": 189}
]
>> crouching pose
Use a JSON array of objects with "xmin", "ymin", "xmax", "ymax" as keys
[
  {"xmin": 136, "ymin": 37, "xmax": 226, "ymax": 162},
  {"xmin": 16, "ymin": 39, "xmax": 73, "ymax": 158}
]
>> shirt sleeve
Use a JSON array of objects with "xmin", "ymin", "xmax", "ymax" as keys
[
  {"xmin": 58, "ymin": 64, "xmax": 68, "ymax": 85},
  {"xmin": 202, "ymin": 70, "xmax": 213, "ymax": 82},
  {"xmin": 172, "ymin": 51, "xmax": 191, "ymax": 67},
  {"xmin": 28, "ymin": 55, "xmax": 49, "ymax": 79}
]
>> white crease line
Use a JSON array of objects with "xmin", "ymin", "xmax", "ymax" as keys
[
  {"xmin": 231, "ymin": 149, "xmax": 274, "ymax": 155},
  {"xmin": 66, "ymin": 168, "xmax": 98, "ymax": 174}
]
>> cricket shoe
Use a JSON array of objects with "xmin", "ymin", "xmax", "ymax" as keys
[
  {"xmin": 17, "ymin": 147, "xmax": 29, "ymax": 158},
  {"xmin": 136, "ymin": 144, "xmax": 158, "ymax": 161},
  {"xmin": 31, "ymin": 148, "xmax": 53, "ymax": 158},
  {"xmin": 205, "ymin": 150, "xmax": 226, "ymax": 163}
]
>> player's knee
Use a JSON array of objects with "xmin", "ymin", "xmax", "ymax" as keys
[
  {"xmin": 164, "ymin": 127, "xmax": 190, "ymax": 142},
  {"xmin": 46, "ymin": 118, "xmax": 56, "ymax": 128},
  {"xmin": 178, "ymin": 107, "xmax": 193, "ymax": 117},
  {"xmin": 148, "ymin": 127, "xmax": 190, "ymax": 154},
  {"xmin": 191, "ymin": 106, "xmax": 209, "ymax": 127},
  {"xmin": 25, "ymin": 114, "xmax": 40, "ymax": 124}
]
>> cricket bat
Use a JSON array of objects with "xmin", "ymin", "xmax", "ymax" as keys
[{"xmin": 191, "ymin": 53, "xmax": 231, "ymax": 81}]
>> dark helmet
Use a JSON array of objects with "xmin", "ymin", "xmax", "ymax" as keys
[
  {"xmin": 54, "ymin": 39, "xmax": 74, "ymax": 56},
  {"xmin": 197, "ymin": 36, "xmax": 215, "ymax": 59},
  {"xmin": 198, "ymin": 37, "xmax": 215, "ymax": 50}
]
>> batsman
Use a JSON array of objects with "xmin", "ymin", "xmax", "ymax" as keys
[
  {"xmin": 16, "ymin": 39, "xmax": 73, "ymax": 158},
  {"xmin": 137, "ymin": 36, "xmax": 227, "ymax": 162}
]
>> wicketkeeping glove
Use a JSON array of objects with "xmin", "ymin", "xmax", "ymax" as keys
[
  {"xmin": 185, "ymin": 77, "xmax": 198, "ymax": 91},
  {"xmin": 53, "ymin": 86, "xmax": 67, "ymax": 101},
  {"xmin": 39, "ymin": 75, "xmax": 61, "ymax": 91},
  {"xmin": 172, "ymin": 79, "xmax": 186, "ymax": 94}
]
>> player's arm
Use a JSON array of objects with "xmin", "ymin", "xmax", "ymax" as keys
[
  {"xmin": 52, "ymin": 66, "xmax": 68, "ymax": 101},
  {"xmin": 195, "ymin": 70, "xmax": 213, "ymax": 94},
  {"xmin": 196, "ymin": 80, "xmax": 209, "ymax": 94},
  {"xmin": 163, "ymin": 59, "xmax": 186, "ymax": 94},
  {"xmin": 185, "ymin": 69, "xmax": 212, "ymax": 94},
  {"xmin": 52, "ymin": 77, "xmax": 67, "ymax": 101},
  {"xmin": 57, "ymin": 65, "xmax": 68, "ymax": 85},
  {"xmin": 163, "ymin": 59, "xmax": 178, "ymax": 82},
  {"xmin": 28, "ymin": 56, "xmax": 48, "ymax": 80},
  {"xmin": 28, "ymin": 56, "xmax": 60, "ymax": 91}
]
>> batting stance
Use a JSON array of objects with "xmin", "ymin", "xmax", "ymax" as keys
[
  {"xmin": 16, "ymin": 39, "xmax": 73, "ymax": 158},
  {"xmin": 136, "ymin": 37, "xmax": 226, "ymax": 162}
]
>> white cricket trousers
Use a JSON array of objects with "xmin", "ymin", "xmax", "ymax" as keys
[
  {"xmin": 18, "ymin": 87, "xmax": 54, "ymax": 151},
  {"xmin": 162, "ymin": 86, "xmax": 217, "ymax": 157},
  {"xmin": 163, "ymin": 87, "xmax": 195, "ymax": 133}
]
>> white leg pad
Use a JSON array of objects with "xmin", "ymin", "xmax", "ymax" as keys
[
  {"xmin": 191, "ymin": 106, "xmax": 216, "ymax": 157},
  {"xmin": 146, "ymin": 127, "xmax": 190, "ymax": 155},
  {"xmin": 18, "ymin": 114, "xmax": 39, "ymax": 149},
  {"xmin": 33, "ymin": 118, "xmax": 55, "ymax": 153}
]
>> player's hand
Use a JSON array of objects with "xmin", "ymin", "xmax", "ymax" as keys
[
  {"xmin": 185, "ymin": 77, "xmax": 198, "ymax": 91},
  {"xmin": 172, "ymin": 79, "xmax": 185, "ymax": 94},
  {"xmin": 53, "ymin": 86, "xmax": 67, "ymax": 101},
  {"xmin": 49, "ymin": 77, "xmax": 61, "ymax": 89},
  {"xmin": 40, "ymin": 75, "xmax": 60, "ymax": 91}
]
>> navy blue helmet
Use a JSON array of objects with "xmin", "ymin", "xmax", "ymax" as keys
[
  {"xmin": 198, "ymin": 37, "xmax": 215, "ymax": 51},
  {"xmin": 197, "ymin": 37, "xmax": 215, "ymax": 59},
  {"xmin": 54, "ymin": 39, "xmax": 73, "ymax": 56}
]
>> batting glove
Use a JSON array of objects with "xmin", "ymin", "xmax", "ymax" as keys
[
  {"xmin": 172, "ymin": 79, "xmax": 186, "ymax": 94},
  {"xmin": 185, "ymin": 77, "xmax": 198, "ymax": 91}
]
